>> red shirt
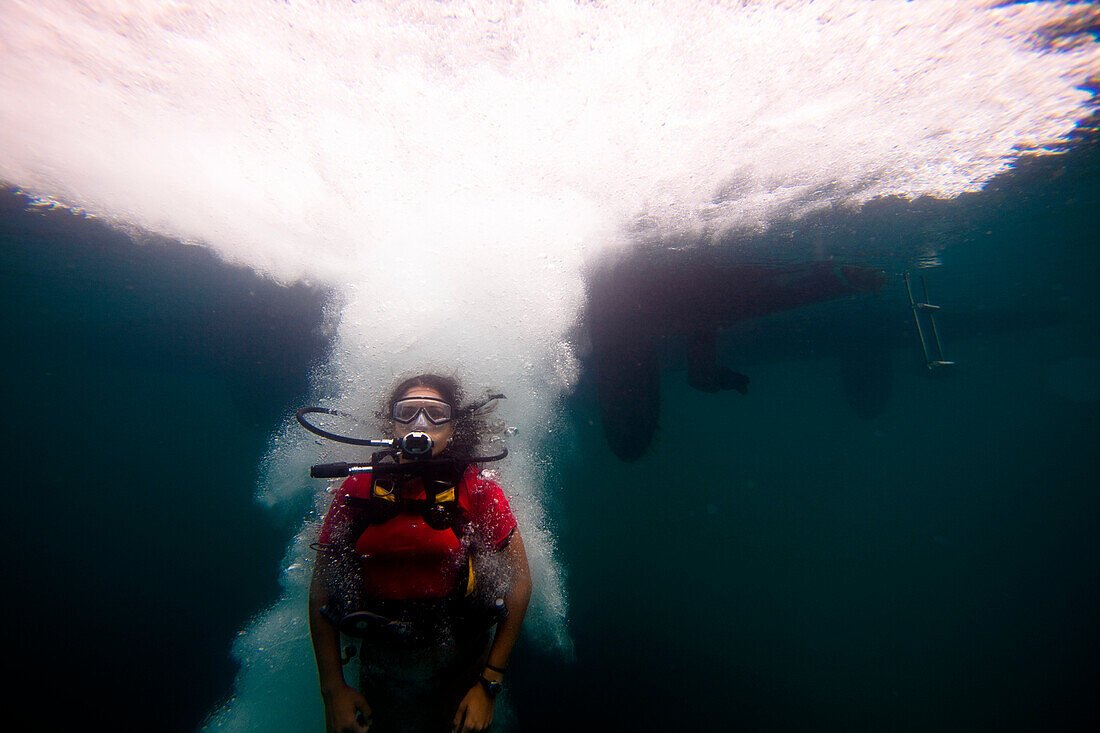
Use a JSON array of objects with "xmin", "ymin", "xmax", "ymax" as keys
[{"xmin": 318, "ymin": 465, "xmax": 517, "ymax": 600}]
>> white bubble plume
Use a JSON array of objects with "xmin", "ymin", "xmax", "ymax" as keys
[{"xmin": 2, "ymin": 1, "xmax": 1098, "ymax": 729}]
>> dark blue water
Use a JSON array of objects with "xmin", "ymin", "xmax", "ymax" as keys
[{"xmin": 2, "ymin": 128, "xmax": 1098, "ymax": 731}]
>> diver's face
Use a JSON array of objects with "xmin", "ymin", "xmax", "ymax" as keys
[{"xmin": 393, "ymin": 385, "xmax": 454, "ymax": 457}]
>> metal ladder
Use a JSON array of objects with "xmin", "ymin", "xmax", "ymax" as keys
[{"xmin": 905, "ymin": 271, "xmax": 955, "ymax": 372}]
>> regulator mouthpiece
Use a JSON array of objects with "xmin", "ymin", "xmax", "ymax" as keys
[{"xmin": 399, "ymin": 432, "xmax": 433, "ymax": 458}]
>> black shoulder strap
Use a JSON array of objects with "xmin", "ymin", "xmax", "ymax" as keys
[{"xmin": 344, "ymin": 457, "xmax": 471, "ymax": 540}]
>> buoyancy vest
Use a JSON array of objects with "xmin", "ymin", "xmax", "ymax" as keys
[
  {"xmin": 318, "ymin": 457, "xmax": 508, "ymax": 641},
  {"xmin": 344, "ymin": 469, "xmax": 471, "ymax": 542}
]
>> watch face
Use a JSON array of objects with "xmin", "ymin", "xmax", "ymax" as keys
[{"xmin": 480, "ymin": 677, "xmax": 503, "ymax": 697}]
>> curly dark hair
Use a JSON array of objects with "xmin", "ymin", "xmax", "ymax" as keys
[{"xmin": 381, "ymin": 373, "xmax": 497, "ymax": 457}]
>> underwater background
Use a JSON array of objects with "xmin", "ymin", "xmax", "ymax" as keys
[{"xmin": 2, "ymin": 2, "xmax": 1099, "ymax": 732}]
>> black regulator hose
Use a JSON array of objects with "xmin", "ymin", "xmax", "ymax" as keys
[
  {"xmin": 295, "ymin": 407, "xmax": 388, "ymax": 446},
  {"xmin": 296, "ymin": 406, "xmax": 509, "ymax": 478}
]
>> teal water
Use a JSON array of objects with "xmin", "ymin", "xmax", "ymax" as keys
[
  {"xmin": 0, "ymin": 199, "xmax": 322, "ymax": 727},
  {"xmin": 529, "ymin": 144, "xmax": 1100, "ymax": 730},
  {"xmin": 3, "ymin": 133, "xmax": 1097, "ymax": 730}
]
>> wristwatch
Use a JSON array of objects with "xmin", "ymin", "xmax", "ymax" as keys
[{"xmin": 478, "ymin": 674, "xmax": 504, "ymax": 698}]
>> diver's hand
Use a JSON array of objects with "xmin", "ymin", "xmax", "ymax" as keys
[
  {"xmin": 323, "ymin": 683, "xmax": 372, "ymax": 733},
  {"xmin": 452, "ymin": 683, "xmax": 495, "ymax": 732}
]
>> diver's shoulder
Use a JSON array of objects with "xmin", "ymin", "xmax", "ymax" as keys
[{"xmin": 463, "ymin": 464, "xmax": 502, "ymax": 491}]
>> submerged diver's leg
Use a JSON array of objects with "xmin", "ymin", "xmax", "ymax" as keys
[
  {"xmin": 687, "ymin": 330, "xmax": 749, "ymax": 394},
  {"xmin": 358, "ymin": 629, "xmax": 492, "ymax": 732},
  {"xmin": 445, "ymin": 629, "xmax": 493, "ymax": 731},
  {"xmin": 356, "ymin": 651, "xmax": 401, "ymax": 733}
]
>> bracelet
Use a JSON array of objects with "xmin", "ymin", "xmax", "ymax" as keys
[{"xmin": 485, "ymin": 663, "xmax": 507, "ymax": 674}]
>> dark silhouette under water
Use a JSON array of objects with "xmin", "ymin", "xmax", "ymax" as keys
[{"xmin": 586, "ymin": 249, "xmax": 887, "ymax": 461}]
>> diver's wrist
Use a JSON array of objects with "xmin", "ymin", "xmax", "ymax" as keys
[
  {"xmin": 320, "ymin": 679, "xmax": 352, "ymax": 699},
  {"xmin": 478, "ymin": 674, "xmax": 504, "ymax": 698},
  {"xmin": 481, "ymin": 667, "xmax": 504, "ymax": 683}
]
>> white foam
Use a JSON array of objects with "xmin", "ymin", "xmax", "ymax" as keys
[
  {"xmin": 4, "ymin": 1, "xmax": 1099, "ymax": 270},
  {"xmin": 2, "ymin": 2, "xmax": 1098, "ymax": 729}
]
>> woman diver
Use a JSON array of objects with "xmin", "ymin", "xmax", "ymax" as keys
[{"xmin": 308, "ymin": 374, "xmax": 532, "ymax": 733}]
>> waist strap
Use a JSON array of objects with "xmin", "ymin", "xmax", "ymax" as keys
[{"xmin": 322, "ymin": 596, "xmax": 507, "ymax": 642}]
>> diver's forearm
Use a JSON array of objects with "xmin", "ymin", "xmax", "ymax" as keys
[
  {"xmin": 485, "ymin": 534, "xmax": 532, "ymax": 673},
  {"xmin": 486, "ymin": 594, "xmax": 528, "ymax": 672},
  {"xmin": 309, "ymin": 580, "xmax": 349, "ymax": 693}
]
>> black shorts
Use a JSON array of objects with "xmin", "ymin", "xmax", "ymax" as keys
[{"xmin": 356, "ymin": 627, "xmax": 492, "ymax": 733}]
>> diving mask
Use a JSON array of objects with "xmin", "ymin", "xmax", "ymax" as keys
[{"xmin": 391, "ymin": 397, "xmax": 454, "ymax": 426}]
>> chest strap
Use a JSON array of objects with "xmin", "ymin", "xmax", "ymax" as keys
[{"xmin": 344, "ymin": 475, "xmax": 469, "ymax": 540}]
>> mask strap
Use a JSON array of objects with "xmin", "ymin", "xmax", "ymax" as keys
[{"xmin": 457, "ymin": 393, "xmax": 506, "ymax": 417}]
